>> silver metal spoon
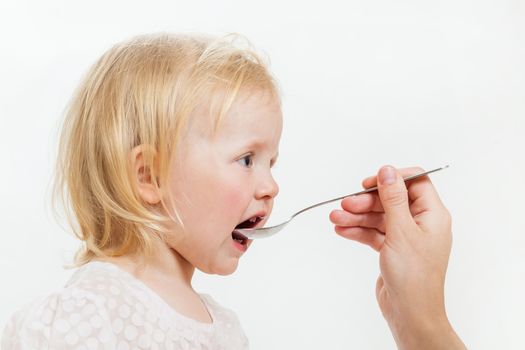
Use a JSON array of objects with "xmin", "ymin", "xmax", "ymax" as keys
[{"xmin": 235, "ymin": 165, "xmax": 449, "ymax": 239}]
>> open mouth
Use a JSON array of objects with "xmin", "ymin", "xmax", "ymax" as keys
[{"xmin": 232, "ymin": 216, "xmax": 263, "ymax": 245}]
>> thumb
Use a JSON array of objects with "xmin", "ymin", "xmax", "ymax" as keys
[{"xmin": 377, "ymin": 165, "xmax": 415, "ymax": 233}]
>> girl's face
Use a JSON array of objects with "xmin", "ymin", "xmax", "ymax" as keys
[{"xmin": 165, "ymin": 90, "xmax": 282, "ymax": 275}]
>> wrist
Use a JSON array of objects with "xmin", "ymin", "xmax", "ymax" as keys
[{"xmin": 393, "ymin": 314, "xmax": 466, "ymax": 350}]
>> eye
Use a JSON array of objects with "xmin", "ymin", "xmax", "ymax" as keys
[{"xmin": 238, "ymin": 154, "xmax": 254, "ymax": 168}]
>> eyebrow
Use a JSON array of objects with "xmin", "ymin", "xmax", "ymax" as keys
[
  {"xmin": 244, "ymin": 139, "xmax": 267, "ymax": 149},
  {"xmin": 244, "ymin": 140, "xmax": 279, "ymax": 160}
]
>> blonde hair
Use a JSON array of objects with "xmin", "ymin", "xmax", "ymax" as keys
[{"xmin": 54, "ymin": 33, "xmax": 279, "ymax": 268}]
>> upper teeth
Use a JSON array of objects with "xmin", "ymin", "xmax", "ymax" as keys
[{"xmin": 249, "ymin": 217, "xmax": 258, "ymax": 223}]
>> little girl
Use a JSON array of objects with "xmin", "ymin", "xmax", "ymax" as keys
[{"xmin": 2, "ymin": 33, "xmax": 282, "ymax": 349}]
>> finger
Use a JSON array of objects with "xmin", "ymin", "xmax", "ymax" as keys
[
  {"xmin": 359, "ymin": 165, "xmax": 448, "ymax": 238},
  {"xmin": 362, "ymin": 166, "xmax": 448, "ymax": 224},
  {"xmin": 381, "ymin": 167, "xmax": 449, "ymax": 232},
  {"xmin": 334, "ymin": 226, "xmax": 385, "ymax": 252},
  {"xmin": 341, "ymin": 190, "xmax": 434, "ymax": 219},
  {"xmin": 350, "ymin": 167, "xmax": 425, "ymax": 216},
  {"xmin": 404, "ymin": 172, "xmax": 447, "ymax": 219},
  {"xmin": 329, "ymin": 209, "xmax": 386, "ymax": 233},
  {"xmin": 376, "ymin": 165, "xmax": 417, "ymax": 235},
  {"xmin": 362, "ymin": 167, "xmax": 429, "ymax": 189},
  {"xmin": 340, "ymin": 193, "xmax": 384, "ymax": 213}
]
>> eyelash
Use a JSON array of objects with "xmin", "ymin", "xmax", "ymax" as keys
[{"xmin": 237, "ymin": 153, "xmax": 277, "ymax": 169}]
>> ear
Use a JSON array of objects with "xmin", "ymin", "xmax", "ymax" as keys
[{"xmin": 130, "ymin": 145, "xmax": 161, "ymax": 205}]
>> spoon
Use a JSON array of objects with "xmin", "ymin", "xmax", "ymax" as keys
[{"xmin": 235, "ymin": 165, "xmax": 449, "ymax": 239}]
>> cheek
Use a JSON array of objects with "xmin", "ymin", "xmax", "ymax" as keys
[
  {"xmin": 194, "ymin": 175, "xmax": 246, "ymax": 228},
  {"xmin": 224, "ymin": 189, "xmax": 244, "ymax": 208},
  {"xmin": 217, "ymin": 179, "xmax": 250, "ymax": 223}
]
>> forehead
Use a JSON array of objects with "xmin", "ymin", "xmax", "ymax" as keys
[
  {"xmin": 217, "ymin": 91, "xmax": 281, "ymax": 132},
  {"xmin": 187, "ymin": 89, "xmax": 282, "ymax": 144}
]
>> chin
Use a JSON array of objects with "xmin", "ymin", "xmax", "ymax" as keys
[{"xmin": 205, "ymin": 259, "xmax": 239, "ymax": 276}]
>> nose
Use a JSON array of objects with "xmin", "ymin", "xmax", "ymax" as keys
[{"xmin": 255, "ymin": 169, "xmax": 279, "ymax": 200}]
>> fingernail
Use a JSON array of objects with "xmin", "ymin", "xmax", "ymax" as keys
[{"xmin": 379, "ymin": 166, "xmax": 396, "ymax": 185}]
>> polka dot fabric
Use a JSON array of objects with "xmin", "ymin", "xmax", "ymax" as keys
[{"xmin": 2, "ymin": 262, "xmax": 249, "ymax": 349}]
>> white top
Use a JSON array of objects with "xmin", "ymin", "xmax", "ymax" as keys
[{"xmin": 1, "ymin": 261, "xmax": 249, "ymax": 350}]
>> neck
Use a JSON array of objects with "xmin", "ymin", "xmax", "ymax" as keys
[
  {"xmin": 96, "ymin": 237, "xmax": 195, "ymax": 289},
  {"xmin": 144, "ymin": 239, "xmax": 195, "ymax": 286}
]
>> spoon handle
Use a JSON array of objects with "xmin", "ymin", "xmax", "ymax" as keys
[{"xmin": 292, "ymin": 165, "xmax": 450, "ymax": 218}]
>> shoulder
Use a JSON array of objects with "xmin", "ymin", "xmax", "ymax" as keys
[
  {"xmin": 1, "ymin": 262, "xmax": 140, "ymax": 349},
  {"xmin": 1, "ymin": 286, "xmax": 113, "ymax": 349}
]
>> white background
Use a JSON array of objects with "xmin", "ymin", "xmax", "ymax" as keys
[{"xmin": 1, "ymin": 1, "xmax": 524, "ymax": 349}]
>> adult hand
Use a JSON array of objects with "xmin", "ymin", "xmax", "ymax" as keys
[{"xmin": 329, "ymin": 165, "xmax": 466, "ymax": 350}]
